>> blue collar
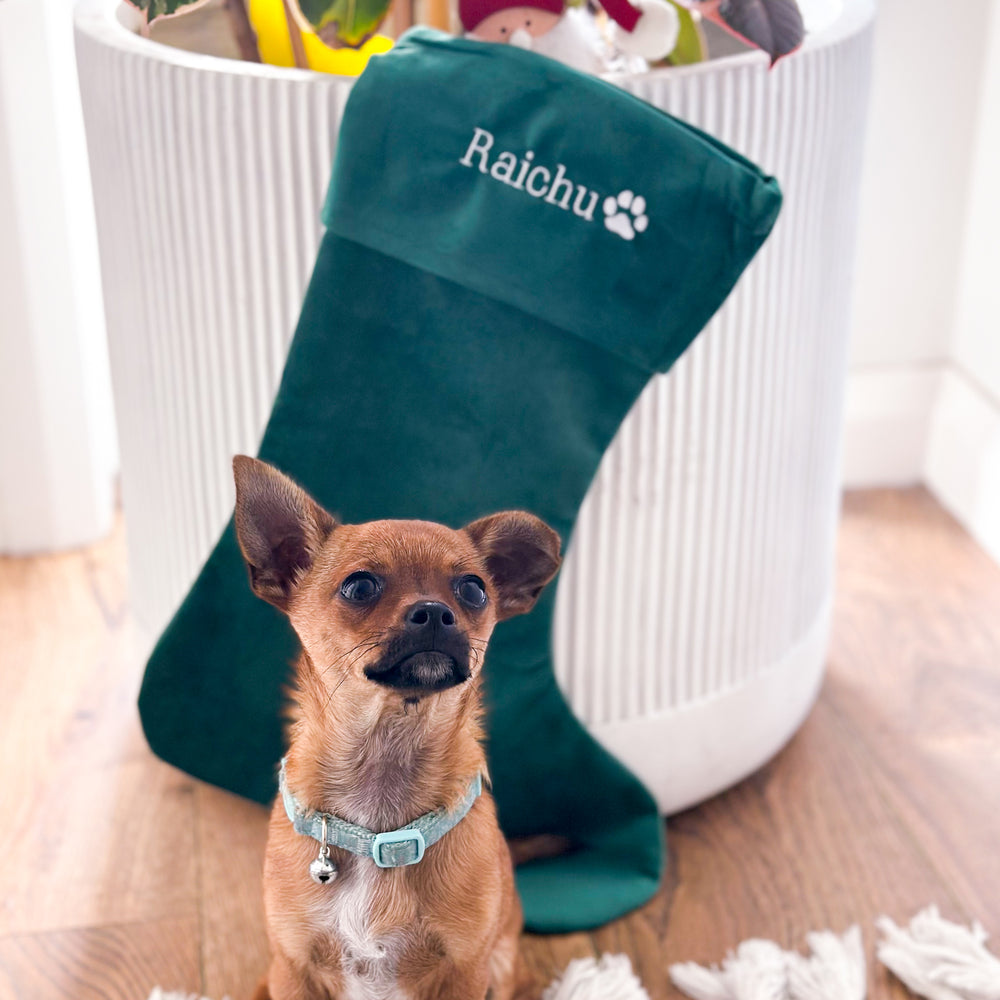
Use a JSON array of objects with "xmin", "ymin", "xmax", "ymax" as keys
[{"xmin": 279, "ymin": 758, "xmax": 483, "ymax": 868}]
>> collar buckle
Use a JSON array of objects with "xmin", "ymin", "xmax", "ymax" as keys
[{"xmin": 371, "ymin": 827, "xmax": 426, "ymax": 867}]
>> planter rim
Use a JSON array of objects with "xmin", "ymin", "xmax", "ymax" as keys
[{"xmin": 74, "ymin": 0, "xmax": 874, "ymax": 84}]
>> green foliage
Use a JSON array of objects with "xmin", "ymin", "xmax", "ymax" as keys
[
  {"xmin": 126, "ymin": 0, "xmax": 205, "ymax": 20},
  {"xmin": 127, "ymin": 0, "xmax": 390, "ymax": 50},
  {"xmin": 295, "ymin": 0, "xmax": 393, "ymax": 47}
]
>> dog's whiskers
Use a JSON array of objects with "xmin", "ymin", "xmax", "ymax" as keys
[
  {"xmin": 317, "ymin": 634, "xmax": 389, "ymax": 711},
  {"xmin": 319, "ymin": 630, "xmax": 391, "ymax": 680}
]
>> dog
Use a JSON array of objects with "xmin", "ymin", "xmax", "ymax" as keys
[{"xmin": 232, "ymin": 456, "xmax": 562, "ymax": 1000}]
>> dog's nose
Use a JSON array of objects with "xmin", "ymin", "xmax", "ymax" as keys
[{"xmin": 405, "ymin": 601, "xmax": 456, "ymax": 631}]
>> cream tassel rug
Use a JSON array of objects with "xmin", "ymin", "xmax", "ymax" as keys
[
  {"xmin": 147, "ymin": 906, "xmax": 999, "ymax": 1000},
  {"xmin": 670, "ymin": 926, "xmax": 866, "ymax": 1000},
  {"xmin": 667, "ymin": 908, "xmax": 999, "ymax": 1000},
  {"xmin": 877, "ymin": 907, "xmax": 1000, "ymax": 1000}
]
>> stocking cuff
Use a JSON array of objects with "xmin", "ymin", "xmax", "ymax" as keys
[{"xmin": 324, "ymin": 29, "xmax": 781, "ymax": 373}]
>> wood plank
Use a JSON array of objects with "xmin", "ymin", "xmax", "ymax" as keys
[
  {"xmin": 0, "ymin": 523, "xmax": 200, "ymax": 939},
  {"xmin": 825, "ymin": 488, "xmax": 1000, "ymax": 930},
  {"xmin": 0, "ymin": 753, "xmax": 199, "ymax": 938},
  {"xmin": 196, "ymin": 785, "xmax": 271, "ymax": 1000},
  {"xmin": 0, "ymin": 917, "xmax": 200, "ymax": 1000}
]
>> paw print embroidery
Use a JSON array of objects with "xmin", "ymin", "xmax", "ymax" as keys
[{"xmin": 603, "ymin": 190, "xmax": 649, "ymax": 241}]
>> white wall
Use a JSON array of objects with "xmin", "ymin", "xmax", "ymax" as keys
[
  {"xmin": 924, "ymin": 1, "xmax": 1000, "ymax": 563},
  {"xmin": 0, "ymin": 0, "xmax": 117, "ymax": 552},
  {"xmin": 949, "ymin": 0, "xmax": 1000, "ymax": 402},
  {"xmin": 842, "ymin": 0, "xmax": 994, "ymax": 488},
  {"xmin": 843, "ymin": 0, "xmax": 1000, "ymax": 565}
]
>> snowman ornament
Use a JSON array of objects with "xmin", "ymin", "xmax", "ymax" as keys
[{"xmin": 460, "ymin": 0, "xmax": 681, "ymax": 74}]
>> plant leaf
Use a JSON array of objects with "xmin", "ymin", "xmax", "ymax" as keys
[
  {"xmin": 665, "ymin": 0, "xmax": 707, "ymax": 64},
  {"xmin": 125, "ymin": 0, "xmax": 209, "ymax": 24},
  {"xmin": 292, "ymin": 0, "xmax": 392, "ymax": 48},
  {"xmin": 716, "ymin": 0, "xmax": 804, "ymax": 60}
]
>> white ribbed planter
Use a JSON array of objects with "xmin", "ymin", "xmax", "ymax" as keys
[{"xmin": 75, "ymin": 1, "xmax": 873, "ymax": 814}]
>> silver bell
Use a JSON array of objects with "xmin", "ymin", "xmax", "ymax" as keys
[
  {"xmin": 309, "ymin": 852, "xmax": 338, "ymax": 884},
  {"xmin": 309, "ymin": 817, "xmax": 337, "ymax": 885}
]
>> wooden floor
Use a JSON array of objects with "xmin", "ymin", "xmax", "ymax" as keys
[{"xmin": 1, "ymin": 488, "xmax": 998, "ymax": 999}]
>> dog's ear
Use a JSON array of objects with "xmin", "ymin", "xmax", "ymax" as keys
[
  {"xmin": 463, "ymin": 511, "xmax": 561, "ymax": 621},
  {"xmin": 232, "ymin": 456, "xmax": 336, "ymax": 610}
]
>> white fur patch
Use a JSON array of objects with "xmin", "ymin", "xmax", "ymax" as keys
[
  {"xmin": 146, "ymin": 992, "xmax": 228, "ymax": 1000},
  {"xmin": 322, "ymin": 865, "xmax": 407, "ymax": 1000}
]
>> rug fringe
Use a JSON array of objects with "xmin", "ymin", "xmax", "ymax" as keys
[
  {"xmin": 670, "ymin": 939, "xmax": 789, "ymax": 1000},
  {"xmin": 541, "ymin": 953, "xmax": 650, "ymax": 1000},
  {"xmin": 877, "ymin": 906, "xmax": 1000, "ymax": 1000},
  {"xmin": 789, "ymin": 926, "xmax": 866, "ymax": 1000},
  {"xmin": 146, "ymin": 906, "xmax": 1000, "ymax": 1000},
  {"xmin": 669, "ymin": 926, "xmax": 865, "ymax": 1000}
]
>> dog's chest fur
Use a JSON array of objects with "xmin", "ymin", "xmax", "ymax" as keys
[
  {"xmin": 312, "ymin": 861, "xmax": 409, "ymax": 1000},
  {"xmin": 288, "ymin": 710, "xmax": 454, "ymax": 999}
]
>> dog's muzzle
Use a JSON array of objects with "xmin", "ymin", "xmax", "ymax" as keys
[
  {"xmin": 365, "ymin": 650, "xmax": 471, "ymax": 692},
  {"xmin": 364, "ymin": 601, "xmax": 472, "ymax": 693}
]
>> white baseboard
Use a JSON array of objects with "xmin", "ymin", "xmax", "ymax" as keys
[
  {"xmin": 842, "ymin": 366, "xmax": 943, "ymax": 488},
  {"xmin": 924, "ymin": 368, "xmax": 1000, "ymax": 565}
]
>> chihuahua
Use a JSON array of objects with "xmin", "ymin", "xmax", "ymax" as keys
[{"xmin": 232, "ymin": 456, "xmax": 561, "ymax": 1000}]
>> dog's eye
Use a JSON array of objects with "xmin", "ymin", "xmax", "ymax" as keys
[
  {"xmin": 454, "ymin": 575, "xmax": 488, "ymax": 609},
  {"xmin": 340, "ymin": 572, "xmax": 382, "ymax": 604}
]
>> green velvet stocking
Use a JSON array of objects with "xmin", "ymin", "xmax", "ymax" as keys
[{"xmin": 139, "ymin": 29, "xmax": 781, "ymax": 933}]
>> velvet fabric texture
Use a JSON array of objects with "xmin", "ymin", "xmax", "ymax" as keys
[{"xmin": 139, "ymin": 29, "xmax": 782, "ymax": 932}]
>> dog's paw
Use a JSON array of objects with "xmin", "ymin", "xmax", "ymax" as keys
[{"xmin": 603, "ymin": 190, "xmax": 649, "ymax": 241}]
